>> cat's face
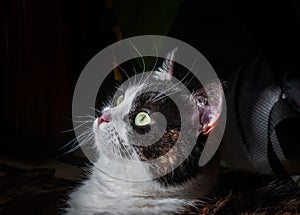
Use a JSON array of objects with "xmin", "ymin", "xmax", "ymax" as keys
[
  {"xmin": 93, "ymin": 50, "xmax": 223, "ymax": 181},
  {"xmin": 93, "ymin": 76, "xmax": 189, "ymax": 161}
]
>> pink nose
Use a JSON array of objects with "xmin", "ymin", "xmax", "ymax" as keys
[{"xmin": 98, "ymin": 111, "xmax": 111, "ymax": 125}]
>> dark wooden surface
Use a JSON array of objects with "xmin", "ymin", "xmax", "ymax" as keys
[{"xmin": 0, "ymin": 163, "xmax": 76, "ymax": 215}]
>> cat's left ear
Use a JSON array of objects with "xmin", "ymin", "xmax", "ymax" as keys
[
  {"xmin": 154, "ymin": 48, "xmax": 177, "ymax": 81},
  {"xmin": 191, "ymin": 80, "xmax": 224, "ymax": 135}
]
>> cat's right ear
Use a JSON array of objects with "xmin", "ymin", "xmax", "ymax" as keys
[
  {"xmin": 154, "ymin": 48, "xmax": 177, "ymax": 81},
  {"xmin": 191, "ymin": 80, "xmax": 224, "ymax": 135}
]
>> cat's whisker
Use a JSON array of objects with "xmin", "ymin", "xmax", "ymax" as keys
[
  {"xmin": 151, "ymin": 40, "xmax": 159, "ymax": 72},
  {"xmin": 57, "ymin": 130, "xmax": 93, "ymax": 158},
  {"xmin": 188, "ymin": 58, "xmax": 197, "ymax": 74},
  {"xmin": 118, "ymin": 147, "xmax": 128, "ymax": 165},
  {"xmin": 151, "ymin": 82, "xmax": 179, "ymax": 102},
  {"xmin": 181, "ymin": 67, "xmax": 200, "ymax": 91},
  {"xmin": 112, "ymin": 143, "xmax": 119, "ymax": 158},
  {"xmin": 153, "ymin": 80, "xmax": 185, "ymax": 102},
  {"xmin": 62, "ymin": 115, "xmax": 93, "ymax": 123},
  {"xmin": 114, "ymin": 144, "xmax": 124, "ymax": 162},
  {"xmin": 61, "ymin": 121, "xmax": 93, "ymax": 134},
  {"xmin": 116, "ymin": 137, "xmax": 132, "ymax": 161},
  {"xmin": 153, "ymin": 60, "xmax": 197, "ymax": 102},
  {"xmin": 180, "ymin": 63, "xmax": 203, "ymax": 94},
  {"xmin": 130, "ymin": 62, "xmax": 139, "ymax": 85},
  {"xmin": 118, "ymin": 147, "xmax": 132, "ymax": 173},
  {"xmin": 60, "ymin": 129, "xmax": 92, "ymax": 151},
  {"xmin": 73, "ymin": 115, "xmax": 95, "ymax": 119},
  {"xmin": 75, "ymin": 131, "xmax": 94, "ymax": 148},
  {"xmin": 117, "ymin": 64, "xmax": 132, "ymax": 86},
  {"xmin": 79, "ymin": 129, "xmax": 94, "ymax": 146},
  {"xmin": 78, "ymin": 132, "xmax": 94, "ymax": 147},
  {"xmin": 73, "ymin": 134, "xmax": 93, "ymax": 151},
  {"xmin": 152, "ymin": 86, "xmax": 181, "ymax": 103},
  {"xmin": 142, "ymin": 41, "xmax": 159, "ymax": 85},
  {"xmin": 72, "ymin": 130, "xmax": 93, "ymax": 148},
  {"xmin": 59, "ymin": 137, "xmax": 78, "ymax": 152},
  {"xmin": 59, "ymin": 133, "xmax": 93, "ymax": 157},
  {"xmin": 72, "ymin": 115, "xmax": 95, "ymax": 122},
  {"xmin": 152, "ymin": 59, "xmax": 199, "ymax": 103},
  {"xmin": 152, "ymin": 89, "xmax": 183, "ymax": 103},
  {"xmin": 89, "ymin": 107, "xmax": 101, "ymax": 115},
  {"xmin": 123, "ymin": 146, "xmax": 135, "ymax": 161},
  {"xmin": 129, "ymin": 40, "xmax": 146, "ymax": 85},
  {"xmin": 118, "ymin": 145, "xmax": 126, "ymax": 159},
  {"xmin": 72, "ymin": 120, "xmax": 94, "ymax": 123},
  {"xmin": 62, "ymin": 135, "xmax": 80, "ymax": 150}
]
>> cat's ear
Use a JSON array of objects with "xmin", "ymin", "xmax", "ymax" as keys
[
  {"xmin": 191, "ymin": 80, "xmax": 224, "ymax": 135},
  {"xmin": 154, "ymin": 48, "xmax": 177, "ymax": 81}
]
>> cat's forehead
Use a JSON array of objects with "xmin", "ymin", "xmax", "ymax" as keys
[
  {"xmin": 113, "ymin": 85, "xmax": 141, "ymax": 113},
  {"xmin": 119, "ymin": 76, "xmax": 185, "ymax": 102},
  {"xmin": 124, "ymin": 84, "xmax": 143, "ymax": 97},
  {"xmin": 111, "ymin": 83, "xmax": 147, "ymax": 114}
]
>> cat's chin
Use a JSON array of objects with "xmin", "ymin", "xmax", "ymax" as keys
[
  {"xmin": 94, "ymin": 153, "xmax": 153, "ymax": 181},
  {"xmin": 93, "ymin": 118, "xmax": 111, "ymax": 143}
]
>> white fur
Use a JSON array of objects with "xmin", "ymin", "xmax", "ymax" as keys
[
  {"xmin": 64, "ymin": 154, "xmax": 214, "ymax": 215},
  {"xmin": 64, "ymin": 53, "xmax": 218, "ymax": 214},
  {"xmin": 65, "ymin": 115, "xmax": 216, "ymax": 215}
]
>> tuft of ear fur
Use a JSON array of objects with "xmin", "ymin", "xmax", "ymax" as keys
[
  {"xmin": 192, "ymin": 80, "xmax": 224, "ymax": 135},
  {"xmin": 154, "ymin": 48, "xmax": 177, "ymax": 81}
]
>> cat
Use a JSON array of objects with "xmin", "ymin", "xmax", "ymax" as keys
[{"xmin": 64, "ymin": 49, "xmax": 224, "ymax": 215}]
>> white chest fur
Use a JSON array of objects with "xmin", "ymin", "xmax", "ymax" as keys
[{"xmin": 64, "ymin": 162, "xmax": 215, "ymax": 215}]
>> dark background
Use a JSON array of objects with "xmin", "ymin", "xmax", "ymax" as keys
[
  {"xmin": 0, "ymin": 0, "xmax": 299, "ymax": 214},
  {"xmin": 0, "ymin": 1, "xmax": 116, "ymax": 162},
  {"xmin": 1, "ymin": 0, "xmax": 300, "ymax": 167}
]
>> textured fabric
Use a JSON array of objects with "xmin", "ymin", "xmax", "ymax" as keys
[
  {"xmin": 220, "ymin": 56, "xmax": 299, "ymax": 176},
  {"xmin": 268, "ymin": 99, "xmax": 299, "ymax": 178}
]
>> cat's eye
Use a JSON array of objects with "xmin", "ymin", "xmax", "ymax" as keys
[
  {"xmin": 116, "ymin": 95, "xmax": 124, "ymax": 106},
  {"xmin": 135, "ymin": 112, "xmax": 151, "ymax": 126}
]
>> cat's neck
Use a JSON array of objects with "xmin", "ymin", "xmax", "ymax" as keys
[
  {"xmin": 91, "ymin": 156, "xmax": 216, "ymax": 198},
  {"xmin": 66, "ymin": 155, "xmax": 217, "ymax": 215},
  {"xmin": 94, "ymin": 155, "xmax": 151, "ymax": 181}
]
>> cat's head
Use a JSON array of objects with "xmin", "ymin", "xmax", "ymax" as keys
[{"xmin": 93, "ymin": 49, "xmax": 223, "ymax": 182}]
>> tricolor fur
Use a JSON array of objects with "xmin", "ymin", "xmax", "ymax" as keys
[{"xmin": 64, "ymin": 49, "xmax": 223, "ymax": 215}]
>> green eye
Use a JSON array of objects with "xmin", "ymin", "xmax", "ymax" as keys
[
  {"xmin": 135, "ymin": 112, "xmax": 151, "ymax": 126},
  {"xmin": 116, "ymin": 95, "xmax": 124, "ymax": 106}
]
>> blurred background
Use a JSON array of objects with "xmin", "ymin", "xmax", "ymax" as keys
[{"xmin": 0, "ymin": 0, "xmax": 299, "ymax": 214}]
